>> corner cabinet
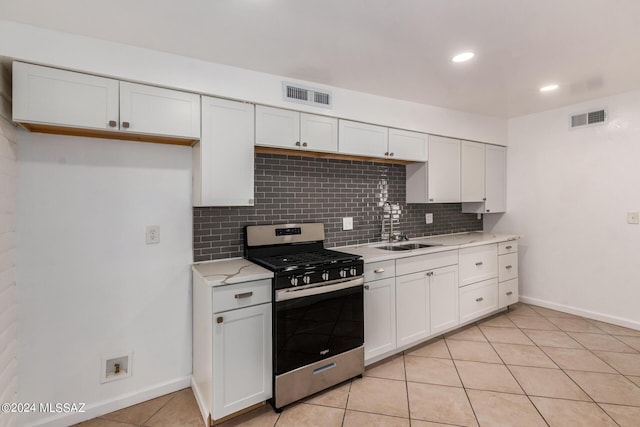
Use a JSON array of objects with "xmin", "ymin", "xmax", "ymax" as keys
[
  {"xmin": 255, "ymin": 105, "xmax": 338, "ymax": 153},
  {"xmin": 194, "ymin": 97, "xmax": 255, "ymax": 206},
  {"xmin": 12, "ymin": 62, "xmax": 201, "ymax": 144},
  {"xmin": 406, "ymin": 135, "xmax": 461, "ymax": 203},
  {"xmin": 192, "ymin": 273, "xmax": 272, "ymax": 425}
]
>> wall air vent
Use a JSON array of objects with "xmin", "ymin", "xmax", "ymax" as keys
[
  {"xmin": 283, "ymin": 82, "xmax": 332, "ymax": 108},
  {"xmin": 570, "ymin": 108, "xmax": 607, "ymax": 129}
]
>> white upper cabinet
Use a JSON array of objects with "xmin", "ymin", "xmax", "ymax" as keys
[
  {"xmin": 338, "ymin": 120, "xmax": 388, "ymax": 157},
  {"xmin": 484, "ymin": 145, "xmax": 507, "ymax": 213},
  {"xmin": 255, "ymin": 105, "xmax": 337, "ymax": 152},
  {"xmin": 406, "ymin": 135, "xmax": 461, "ymax": 203},
  {"xmin": 194, "ymin": 96, "xmax": 254, "ymax": 206},
  {"xmin": 461, "ymin": 144, "xmax": 506, "ymax": 214},
  {"xmin": 12, "ymin": 62, "xmax": 200, "ymax": 143},
  {"xmin": 388, "ymin": 128, "xmax": 428, "ymax": 162},
  {"xmin": 461, "ymin": 140, "xmax": 486, "ymax": 202},
  {"xmin": 119, "ymin": 81, "xmax": 201, "ymax": 139},
  {"xmin": 13, "ymin": 61, "xmax": 119, "ymax": 131}
]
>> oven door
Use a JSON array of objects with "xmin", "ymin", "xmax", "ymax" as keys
[{"xmin": 274, "ymin": 277, "xmax": 364, "ymax": 375}]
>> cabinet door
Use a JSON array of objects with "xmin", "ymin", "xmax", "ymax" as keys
[
  {"xmin": 195, "ymin": 97, "xmax": 254, "ymax": 206},
  {"xmin": 461, "ymin": 141, "xmax": 486, "ymax": 202},
  {"xmin": 338, "ymin": 120, "xmax": 388, "ymax": 158},
  {"xmin": 430, "ymin": 265, "xmax": 459, "ymax": 335},
  {"xmin": 255, "ymin": 105, "xmax": 300, "ymax": 149},
  {"xmin": 396, "ymin": 272, "xmax": 430, "ymax": 348},
  {"xmin": 388, "ymin": 128, "xmax": 428, "ymax": 162},
  {"xmin": 119, "ymin": 81, "xmax": 200, "ymax": 138},
  {"xmin": 364, "ymin": 278, "xmax": 396, "ymax": 361},
  {"xmin": 213, "ymin": 303, "xmax": 272, "ymax": 420},
  {"xmin": 485, "ymin": 145, "xmax": 506, "ymax": 213},
  {"xmin": 12, "ymin": 61, "xmax": 119, "ymax": 131},
  {"xmin": 428, "ymin": 135, "xmax": 461, "ymax": 202},
  {"xmin": 300, "ymin": 113, "xmax": 338, "ymax": 152}
]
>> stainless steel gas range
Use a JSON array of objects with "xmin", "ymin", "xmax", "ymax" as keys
[{"xmin": 244, "ymin": 223, "xmax": 364, "ymax": 411}]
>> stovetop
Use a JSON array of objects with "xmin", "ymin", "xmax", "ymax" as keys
[{"xmin": 252, "ymin": 248, "xmax": 360, "ymax": 272}]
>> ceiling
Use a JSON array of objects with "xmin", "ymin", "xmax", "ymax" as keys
[{"xmin": 1, "ymin": 0, "xmax": 639, "ymax": 118}]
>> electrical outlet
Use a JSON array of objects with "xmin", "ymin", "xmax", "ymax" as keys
[
  {"xmin": 425, "ymin": 213, "xmax": 433, "ymax": 224},
  {"xmin": 146, "ymin": 225, "xmax": 160, "ymax": 244},
  {"xmin": 342, "ymin": 217, "xmax": 354, "ymax": 231},
  {"xmin": 628, "ymin": 212, "xmax": 639, "ymax": 224}
]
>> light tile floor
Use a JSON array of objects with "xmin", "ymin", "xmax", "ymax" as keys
[{"xmin": 76, "ymin": 303, "xmax": 640, "ymax": 427}]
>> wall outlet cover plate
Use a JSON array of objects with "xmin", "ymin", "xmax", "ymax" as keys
[{"xmin": 342, "ymin": 217, "xmax": 354, "ymax": 231}]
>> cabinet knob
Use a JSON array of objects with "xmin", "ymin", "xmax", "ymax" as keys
[
  {"xmin": 476, "ymin": 297, "xmax": 484, "ymax": 302},
  {"xmin": 295, "ymin": 141, "xmax": 301, "ymax": 146},
  {"xmin": 506, "ymin": 291, "xmax": 513, "ymax": 296},
  {"xmin": 505, "ymin": 265, "xmax": 513, "ymax": 269},
  {"xmin": 475, "ymin": 261, "xmax": 483, "ymax": 266},
  {"xmin": 389, "ymin": 152, "xmax": 394, "ymax": 157},
  {"xmin": 108, "ymin": 120, "xmax": 117, "ymax": 128},
  {"xmin": 486, "ymin": 209, "xmax": 491, "ymax": 212},
  {"xmin": 302, "ymin": 142, "xmax": 308, "ymax": 147},
  {"xmin": 364, "ymin": 285, "xmax": 370, "ymax": 290},
  {"xmin": 425, "ymin": 271, "xmax": 433, "ymax": 277},
  {"xmin": 122, "ymin": 121, "xmax": 130, "ymax": 129},
  {"xmin": 429, "ymin": 198, "xmax": 434, "ymax": 202},
  {"xmin": 483, "ymin": 197, "xmax": 487, "ymax": 201},
  {"xmin": 505, "ymin": 245, "xmax": 512, "ymax": 250},
  {"xmin": 373, "ymin": 268, "xmax": 385, "ymax": 273},
  {"xmin": 216, "ymin": 316, "xmax": 223, "ymax": 324},
  {"xmin": 384, "ymin": 152, "xmax": 389, "ymax": 156}
]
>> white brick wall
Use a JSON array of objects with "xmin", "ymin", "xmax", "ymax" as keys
[{"xmin": 0, "ymin": 63, "xmax": 17, "ymax": 427}]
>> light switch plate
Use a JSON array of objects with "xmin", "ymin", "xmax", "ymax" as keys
[
  {"xmin": 425, "ymin": 213, "xmax": 433, "ymax": 224},
  {"xmin": 628, "ymin": 212, "xmax": 639, "ymax": 224},
  {"xmin": 342, "ymin": 217, "xmax": 353, "ymax": 231}
]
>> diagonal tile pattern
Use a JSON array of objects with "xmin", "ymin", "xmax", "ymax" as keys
[{"xmin": 79, "ymin": 303, "xmax": 640, "ymax": 427}]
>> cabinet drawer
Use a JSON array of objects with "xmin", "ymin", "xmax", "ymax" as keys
[
  {"xmin": 498, "ymin": 253, "xmax": 518, "ymax": 282},
  {"xmin": 395, "ymin": 250, "xmax": 458, "ymax": 277},
  {"xmin": 364, "ymin": 260, "xmax": 396, "ymax": 282},
  {"xmin": 459, "ymin": 278, "xmax": 498, "ymax": 324},
  {"xmin": 499, "ymin": 279, "xmax": 518, "ymax": 308},
  {"xmin": 213, "ymin": 279, "xmax": 272, "ymax": 313},
  {"xmin": 459, "ymin": 244, "xmax": 498, "ymax": 287},
  {"xmin": 498, "ymin": 241, "xmax": 518, "ymax": 255}
]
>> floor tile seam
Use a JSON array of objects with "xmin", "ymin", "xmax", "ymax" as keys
[
  {"xmin": 442, "ymin": 339, "xmax": 481, "ymax": 427},
  {"xmin": 138, "ymin": 392, "xmax": 180, "ymax": 426},
  {"xmin": 520, "ymin": 328, "xmax": 586, "ymax": 350},
  {"xmin": 567, "ymin": 331, "xmax": 639, "ymax": 353},
  {"xmin": 537, "ymin": 345, "xmax": 621, "ymax": 374},
  {"xmin": 342, "ymin": 407, "xmax": 410, "ymax": 421},
  {"xmin": 401, "ymin": 352, "xmax": 411, "ymax": 423},
  {"xmin": 592, "ymin": 402, "xmax": 631, "ymax": 427},
  {"xmin": 559, "ymin": 367, "xmax": 640, "ymax": 406},
  {"xmin": 404, "ymin": 353, "xmax": 452, "ymax": 360}
]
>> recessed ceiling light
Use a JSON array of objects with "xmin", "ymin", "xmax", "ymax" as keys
[
  {"xmin": 452, "ymin": 52, "xmax": 475, "ymax": 63},
  {"xmin": 540, "ymin": 84, "xmax": 559, "ymax": 92}
]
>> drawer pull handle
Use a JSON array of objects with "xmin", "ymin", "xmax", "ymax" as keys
[
  {"xmin": 122, "ymin": 121, "xmax": 130, "ymax": 129},
  {"xmin": 302, "ymin": 142, "xmax": 308, "ymax": 147},
  {"xmin": 506, "ymin": 291, "xmax": 513, "ymax": 296},
  {"xmin": 426, "ymin": 271, "xmax": 433, "ymax": 277},
  {"xmin": 364, "ymin": 285, "xmax": 370, "ymax": 290},
  {"xmin": 216, "ymin": 316, "xmax": 223, "ymax": 324},
  {"xmin": 374, "ymin": 268, "xmax": 385, "ymax": 273},
  {"xmin": 476, "ymin": 297, "xmax": 484, "ymax": 302},
  {"xmin": 235, "ymin": 291, "xmax": 253, "ymax": 299},
  {"xmin": 505, "ymin": 265, "xmax": 513, "ymax": 269},
  {"xmin": 506, "ymin": 245, "xmax": 512, "ymax": 250},
  {"xmin": 295, "ymin": 141, "xmax": 301, "ymax": 146},
  {"xmin": 475, "ymin": 261, "xmax": 483, "ymax": 266},
  {"xmin": 108, "ymin": 120, "xmax": 117, "ymax": 128}
]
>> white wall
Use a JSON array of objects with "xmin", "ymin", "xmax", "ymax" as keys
[
  {"xmin": 0, "ymin": 20, "xmax": 507, "ymax": 146},
  {"xmin": 486, "ymin": 90, "xmax": 640, "ymax": 327},
  {"xmin": 16, "ymin": 132, "xmax": 193, "ymax": 426},
  {"xmin": 0, "ymin": 63, "xmax": 17, "ymax": 427}
]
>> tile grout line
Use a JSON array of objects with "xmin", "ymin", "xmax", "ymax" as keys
[{"xmin": 443, "ymin": 334, "xmax": 482, "ymax": 427}]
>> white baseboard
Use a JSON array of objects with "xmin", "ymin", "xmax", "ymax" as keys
[
  {"xmin": 191, "ymin": 376, "xmax": 209, "ymax": 426},
  {"xmin": 519, "ymin": 295, "xmax": 640, "ymax": 330},
  {"xmin": 25, "ymin": 376, "xmax": 191, "ymax": 427}
]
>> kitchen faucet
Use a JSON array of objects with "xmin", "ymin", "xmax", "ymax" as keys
[{"xmin": 381, "ymin": 202, "xmax": 408, "ymax": 242}]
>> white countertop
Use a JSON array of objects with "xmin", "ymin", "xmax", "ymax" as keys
[
  {"xmin": 333, "ymin": 231, "xmax": 520, "ymax": 263},
  {"xmin": 193, "ymin": 257, "xmax": 273, "ymax": 287}
]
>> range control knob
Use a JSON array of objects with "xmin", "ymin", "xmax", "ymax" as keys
[
  {"xmin": 322, "ymin": 271, "xmax": 330, "ymax": 281},
  {"xmin": 339, "ymin": 269, "xmax": 348, "ymax": 278},
  {"xmin": 290, "ymin": 276, "xmax": 299, "ymax": 286},
  {"xmin": 303, "ymin": 275, "xmax": 311, "ymax": 285},
  {"xmin": 350, "ymin": 267, "xmax": 358, "ymax": 276}
]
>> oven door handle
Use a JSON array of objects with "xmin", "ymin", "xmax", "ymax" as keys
[{"xmin": 275, "ymin": 277, "xmax": 364, "ymax": 302}]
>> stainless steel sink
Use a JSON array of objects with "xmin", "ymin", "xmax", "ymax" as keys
[{"xmin": 376, "ymin": 243, "xmax": 443, "ymax": 251}]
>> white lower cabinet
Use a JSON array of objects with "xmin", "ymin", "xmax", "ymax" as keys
[
  {"xmin": 498, "ymin": 241, "xmax": 519, "ymax": 308},
  {"xmin": 192, "ymin": 273, "xmax": 272, "ymax": 424},
  {"xmin": 430, "ymin": 265, "xmax": 459, "ymax": 334},
  {"xmin": 459, "ymin": 278, "xmax": 499, "ymax": 324},
  {"xmin": 213, "ymin": 303, "xmax": 272, "ymax": 419},
  {"xmin": 364, "ymin": 278, "xmax": 396, "ymax": 360},
  {"xmin": 499, "ymin": 279, "xmax": 519, "ymax": 307},
  {"xmin": 396, "ymin": 271, "xmax": 430, "ymax": 347}
]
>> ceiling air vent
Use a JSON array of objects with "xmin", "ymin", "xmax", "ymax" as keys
[
  {"xmin": 283, "ymin": 82, "xmax": 332, "ymax": 108},
  {"xmin": 570, "ymin": 108, "xmax": 607, "ymax": 129}
]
